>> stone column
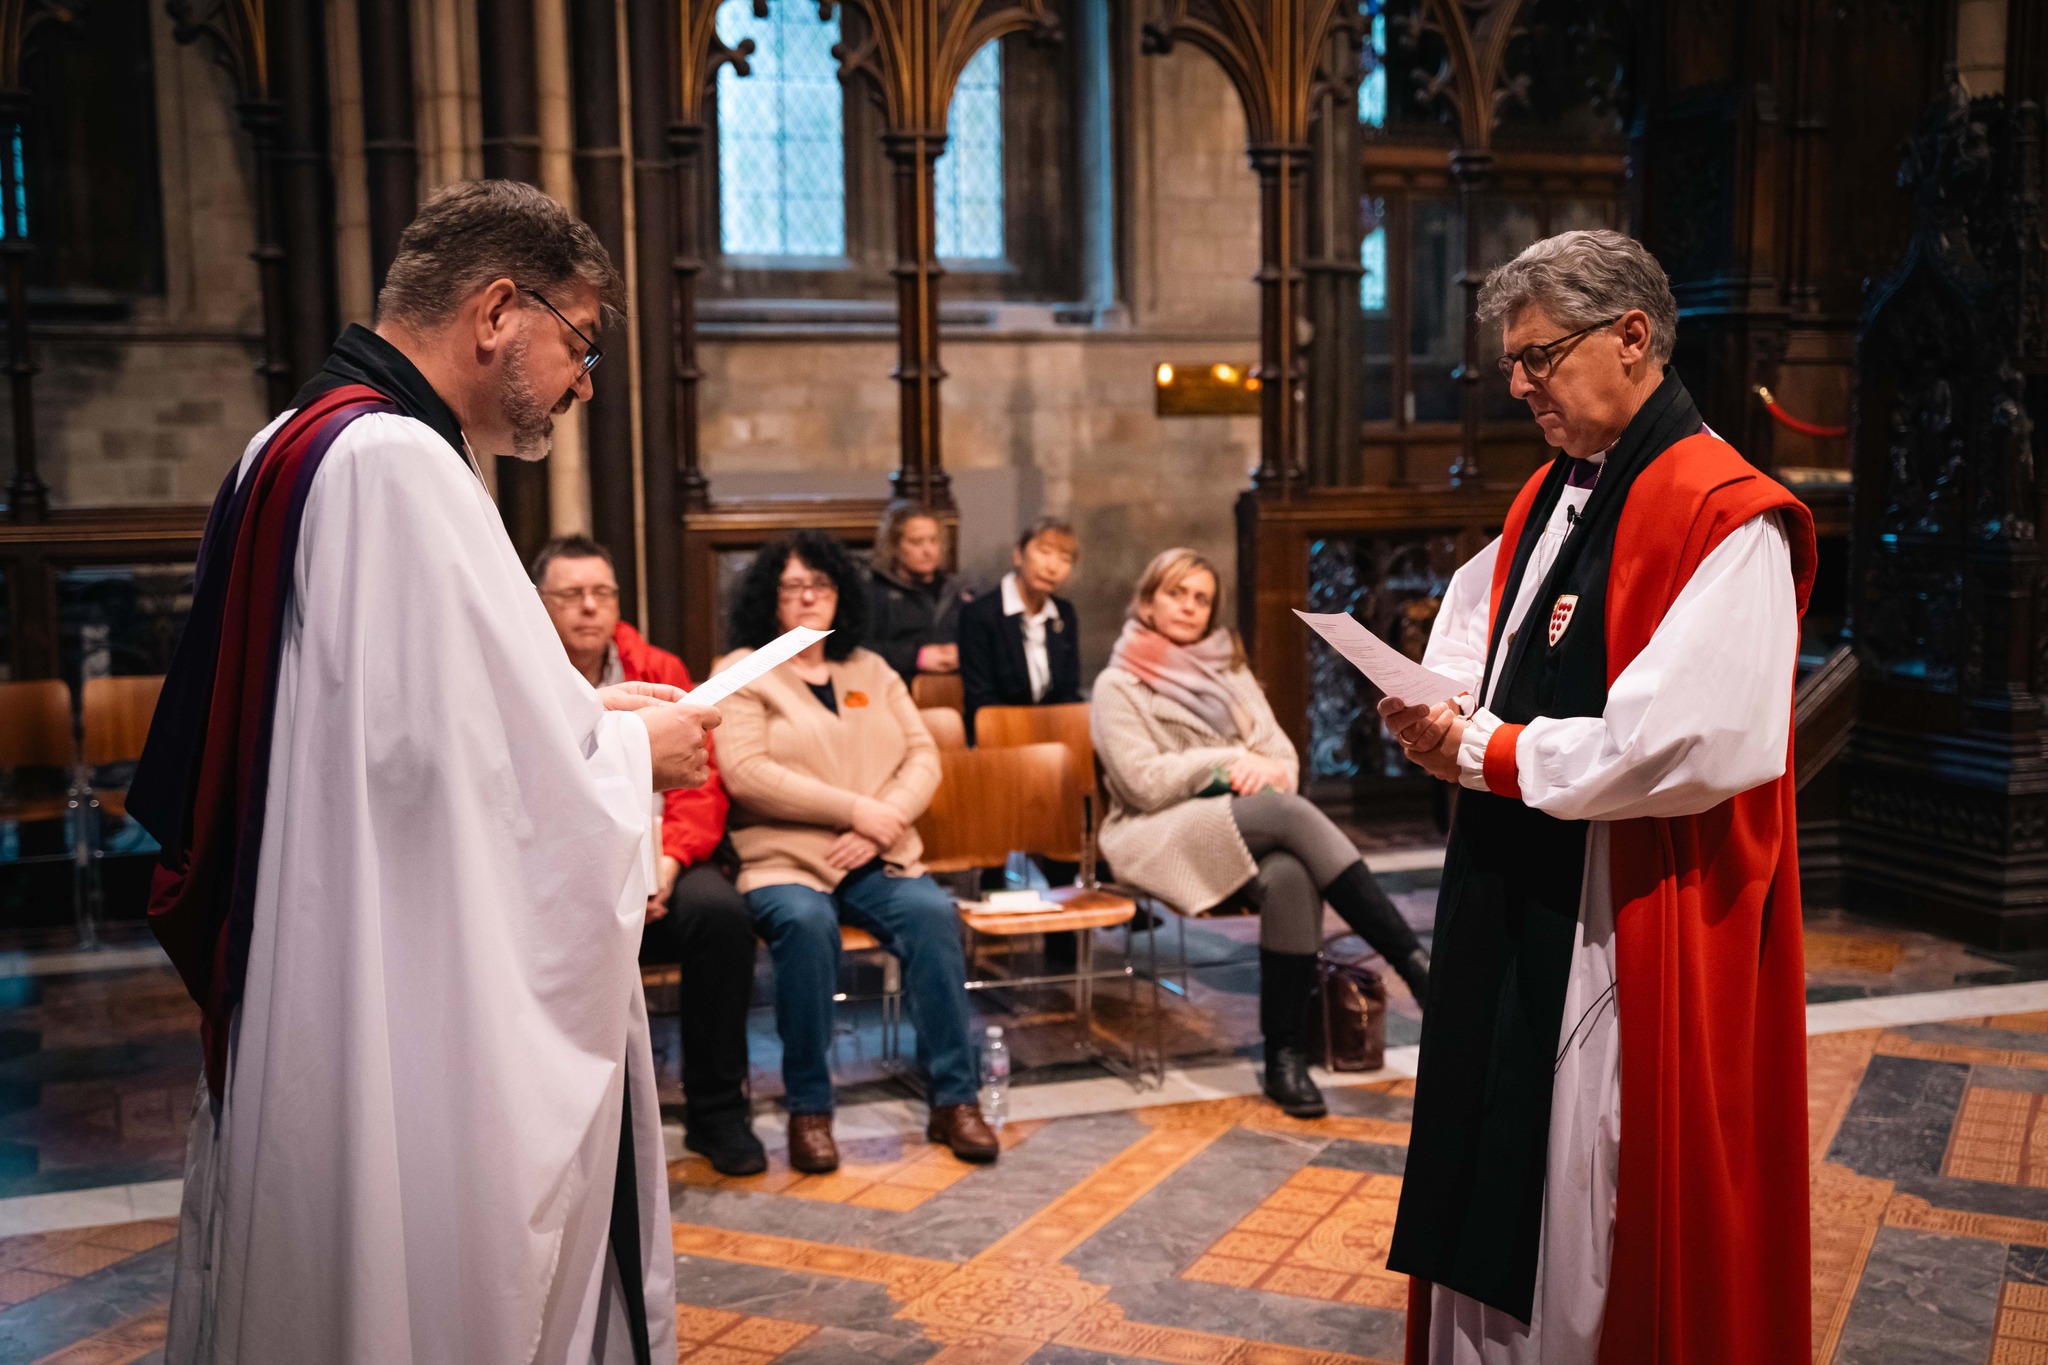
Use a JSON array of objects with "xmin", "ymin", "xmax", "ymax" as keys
[
  {"xmin": 480, "ymin": 0, "xmax": 553, "ymax": 560},
  {"xmin": 571, "ymin": 0, "xmax": 639, "ymax": 615},
  {"xmin": 359, "ymin": 0, "xmax": 419, "ymax": 297},
  {"xmin": 625, "ymin": 0, "xmax": 682, "ymax": 649}
]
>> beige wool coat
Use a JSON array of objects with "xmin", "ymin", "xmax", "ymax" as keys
[
  {"xmin": 713, "ymin": 645, "xmax": 941, "ymax": 894},
  {"xmin": 1090, "ymin": 663, "xmax": 1300, "ymax": 914}
]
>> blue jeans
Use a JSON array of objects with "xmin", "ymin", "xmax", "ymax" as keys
[{"xmin": 746, "ymin": 869, "xmax": 977, "ymax": 1114}]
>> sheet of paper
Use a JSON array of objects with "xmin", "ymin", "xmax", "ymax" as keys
[
  {"xmin": 1293, "ymin": 609, "xmax": 1464, "ymax": 709},
  {"xmin": 958, "ymin": 897, "xmax": 1062, "ymax": 916},
  {"xmin": 680, "ymin": 626, "xmax": 832, "ymax": 708}
]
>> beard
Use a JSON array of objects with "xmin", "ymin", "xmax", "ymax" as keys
[{"xmin": 497, "ymin": 330, "xmax": 558, "ymax": 462}]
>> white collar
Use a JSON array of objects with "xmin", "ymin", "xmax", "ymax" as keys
[
  {"xmin": 1001, "ymin": 572, "xmax": 1059, "ymax": 623},
  {"xmin": 458, "ymin": 432, "xmax": 487, "ymax": 481}
]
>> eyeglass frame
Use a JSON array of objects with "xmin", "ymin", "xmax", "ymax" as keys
[
  {"xmin": 517, "ymin": 284, "xmax": 604, "ymax": 376},
  {"xmin": 538, "ymin": 584, "xmax": 621, "ymax": 607},
  {"xmin": 1493, "ymin": 315, "xmax": 1622, "ymax": 383},
  {"xmin": 776, "ymin": 574, "xmax": 839, "ymax": 600}
]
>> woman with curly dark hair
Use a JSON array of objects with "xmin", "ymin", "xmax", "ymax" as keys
[{"xmin": 713, "ymin": 531, "xmax": 996, "ymax": 1172}]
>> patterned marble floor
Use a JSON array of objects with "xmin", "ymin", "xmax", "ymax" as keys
[{"xmin": 11, "ymin": 1006, "xmax": 2048, "ymax": 1364}]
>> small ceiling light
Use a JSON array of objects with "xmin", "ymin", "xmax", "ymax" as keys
[{"xmin": 1156, "ymin": 363, "xmax": 1174, "ymax": 386}]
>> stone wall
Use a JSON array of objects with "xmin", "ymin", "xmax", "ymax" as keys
[
  {"xmin": 701, "ymin": 42, "xmax": 1262, "ymax": 680},
  {"xmin": 13, "ymin": 5, "xmax": 270, "ymax": 508},
  {"xmin": 25, "ymin": 20, "xmax": 1264, "ymax": 684}
]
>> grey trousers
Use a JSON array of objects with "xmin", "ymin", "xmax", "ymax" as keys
[{"xmin": 1229, "ymin": 791, "xmax": 1362, "ymax": 955}]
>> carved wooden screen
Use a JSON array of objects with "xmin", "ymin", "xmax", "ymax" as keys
[{"xmin": 1354, "ymin": 0, "xmax": 1630, "ymax": 489}]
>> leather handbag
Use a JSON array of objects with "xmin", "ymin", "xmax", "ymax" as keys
[{"xmin": 1306, "ymin": 934, "xmax": 1388, "ymax": 1072}]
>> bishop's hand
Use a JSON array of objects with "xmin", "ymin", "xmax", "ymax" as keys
[
  {"xmin": 630, "ymin": 699, "xmax": 720, "ymax": 791},
  {"xmin": 1378, "ymin": 697, "xmax": 1464, "ymax": 783}
]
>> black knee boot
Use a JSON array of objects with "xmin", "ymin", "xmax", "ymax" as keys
[
  {"xmin": 1259, "ymin": 949, "xmax": 1326, "ymax": 1118},
  {"xmin": 1322, "ymin": 863, "xmax": 1431, "ymax": 1004}
]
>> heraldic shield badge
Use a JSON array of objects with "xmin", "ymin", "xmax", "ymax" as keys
[{"xmin": 1548, "ymin": 594, "xmax": 1579, "ymax": 647}]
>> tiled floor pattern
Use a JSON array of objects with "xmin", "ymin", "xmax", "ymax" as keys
[
  {"xmin": 671, "ymin": 1122, "xmax": 1046, "ymax": 1212},
  {"xmin": 658, "ymin": 1010, "xmax": 2048, "ymax": 1365},
  {"xmin": 18, "ymin": 1014, "xmax": 2048, "ymax": 1362},
  {"xmin": 1183, "ymin": 1167, "xmax": 1408, "ymax": 1310},
  {"xmin": 677, "ymin": 1306, "xmax": 820, "ymax": 1363},
  {"xmin": 1, "ymin": 898, "xmax": 2046, "ymax": 1364},
  {"xmin": 0, "ymin": 1221, "xmax": 172, "ymax": 1312},
  {"xmin": 0, "ymin": 893, "xmax": 2036, "ymax": 1200}
]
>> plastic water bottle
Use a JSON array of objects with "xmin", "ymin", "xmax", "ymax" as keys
[{"xmin": 979, "ymin": 1025, "xmax": 1010, "ymax": 1131}]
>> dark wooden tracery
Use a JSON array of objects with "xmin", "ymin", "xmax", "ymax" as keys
[{"xmin": 0, "ymin": 0, "xmax": 78, "ymax": 522}]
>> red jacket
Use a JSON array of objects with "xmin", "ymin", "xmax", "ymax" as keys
[{"xmin": 614, "ymin": 621, "xmax": 730, "ymax": 867}]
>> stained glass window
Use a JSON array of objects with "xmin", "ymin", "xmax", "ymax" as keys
[
  {"xmin": 1358, "ymin": 5, "xmax": 1386, "ymax": 129},
  {"xmin": 716, "ymin": 0, "xmax": 845, "ymax": 257},
  {"xmin": 1361, "ymin": 195, "xmax": 1388, "ymax": 313},
  {"xmin": 6, "ymin": 128, "xmax": 25, "ymax": 240},
  {"xmin": 935, "ymin": 42, "xmax": 1004, "ymax": 260}
]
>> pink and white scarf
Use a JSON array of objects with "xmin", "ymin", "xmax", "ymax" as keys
[{"xmin": 1107, "ymin": 620, "xmax": 1251, "ymax": 741}]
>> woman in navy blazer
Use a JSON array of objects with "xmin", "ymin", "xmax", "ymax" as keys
[{"xmin": 959, "ymin": 517, "xmax": 1081, "ymax": 741}]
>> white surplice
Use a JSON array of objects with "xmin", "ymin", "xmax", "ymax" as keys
[
  {"xmin": 165, "ymin": 411, "xmax": 677, "ymax": 1365},
  {"xmin": 1416, "ymin": 477, "xmax": 1797, "ymax": 1365}
]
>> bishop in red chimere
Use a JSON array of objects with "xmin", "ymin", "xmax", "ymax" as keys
[{"xmin": 1381, "ymin": 229, "xmax": 1814, "ymax": 1365}]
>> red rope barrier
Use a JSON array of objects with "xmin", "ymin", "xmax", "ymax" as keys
[{"xmin": 1755, "ymin": 385, "xmax": 1848, "ymax": 439}]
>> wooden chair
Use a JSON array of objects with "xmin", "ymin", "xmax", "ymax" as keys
[
  {"xmin": 919, "ymin": 706, "xmax": 967, "ymax": 750},
  {"xmin": 973, "ymin": 702, "xmax": 1094, "ymax": 861},
  {"xmin": 0, "ymin": 679, "xmax": 75, "ymax": 824},
  {"xmin": 918, "ymin": 742, "xmax": 1077, "ymax": 874},
  {"xmin": 918, "ymin": 743, "xmax": 1150, "ymax": 1082},
  {"xmin": 81, "ymin": 675, "xmax": 164, "ymax": 820},
  {"xmin": 911, "ymin": 672, "xmax": 963, "ymax": 713}
]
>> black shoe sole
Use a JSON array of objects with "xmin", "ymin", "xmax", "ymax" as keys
[
  {"xmin": 925, "ymin": 1128, "xmax": 1001, "ymax": 1162},
  {"xmin": 684, "ymin": 1132, "xmax": 770, "ymax": 1178},
  {"xmin": 1265, "ymin": 1090, "xmax": 1328, "ymax": 1120}
]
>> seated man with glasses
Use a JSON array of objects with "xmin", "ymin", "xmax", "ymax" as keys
[{"xmin": 532, "ymin": 535, "xmax": 767, "ymax": 1177}]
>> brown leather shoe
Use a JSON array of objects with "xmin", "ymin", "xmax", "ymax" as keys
[
  {"xmin": 926, "ymin": 1104, "xmax": 1000, "ymax": 1163},
  {"xmin": 786, "ymin": 1113, "xmax": 839, "ymax": 1174}
]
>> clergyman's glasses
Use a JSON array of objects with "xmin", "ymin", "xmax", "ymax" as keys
[
  {"xmin": 518, "ymin": 285, "xmax": 604, "ymax": 376},
  {"xmin": 1493, "ymin": 316, "xmax": 1620, "ymax": 382}
]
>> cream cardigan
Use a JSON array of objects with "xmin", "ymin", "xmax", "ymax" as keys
[
  {"xmin": 713, "ymin": 646, "xmax": 941, "ymax": 894},
  {"xmin": 1090, "ymin": 664, "xmax": 1300, "ymax": 914}
]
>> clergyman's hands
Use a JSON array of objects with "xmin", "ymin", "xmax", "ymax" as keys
[
  {"xmin": 849, "ymin": 796, "xmax": 908, "ymax": 849},
  {"xmin": 598, "ymin": 681, "xmax": 686, "ymax": 710},
  {"xmin": 824, "ymin": 831, "xmax": 881, "ymax": 870},
  {"xmin": 635, "ymin": 701, "xmax": 720, "ymax": 791},
  {"xmin": 1377, "ymin": 697, "xmax": 1465, "ymax": 783}
]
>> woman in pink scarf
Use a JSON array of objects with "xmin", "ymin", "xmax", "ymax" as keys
[{"xmin": 1093, "ymin": 549, "xmax": 1429, "ymax": 1118}]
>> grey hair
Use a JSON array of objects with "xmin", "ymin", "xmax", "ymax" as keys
[
  {"xmin": 1476, "ymin": 229, "xmax": 1679, "ymax": 365},
  {"xmin": 377, "ymin": 179, "xmax": 625, "ymax": 330}
]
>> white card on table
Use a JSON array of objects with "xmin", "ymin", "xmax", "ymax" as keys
[
  {"xmin": 1293, "ymin": 609, "xmax": 1463, "ymax": 709},
  {"xmin": 680, "ymin": 626, "xmax": 832, "ymax": 708}
]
